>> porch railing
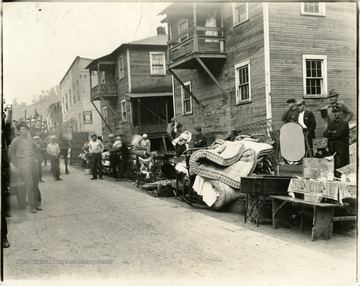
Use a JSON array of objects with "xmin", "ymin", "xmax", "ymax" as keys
[
  {"xmin": 168, "ymin": 26, "xmax": 226, "ymax": 63},
  {"xmin": 91, "ymin": 84, "xmax": 118, "ymax": 99}
]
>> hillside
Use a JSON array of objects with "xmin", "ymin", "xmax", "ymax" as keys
[{"xmin": 11, "ymin": 86, "xmax": 61, "ymax": 122}]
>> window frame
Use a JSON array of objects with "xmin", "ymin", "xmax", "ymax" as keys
[
  {"xmin": 181, "ymin": 81, "xmax": 193, "ymax": 115},
  {"xmin": 233, "ymin": 2, "xmax": 249, "ymax": 27},
  {"xmin": 149, "ymin": 52, "xmax": 166, "ymax": 75},
  {"xmin": 235, "ymin": 60, "xmax": 252, "ymax": 105},
  {"xmin": 118, "ymin": 56, "xmax": 125, "ymax": 79},
  {"xmin": 178, "ymin": 19, "xmax": 189, "ymax": 42},
  {"xmin": 301, "ymin": 2, "xmax": 326, "ymax": 16},
  {"xmin": 121, "ymin": 99, "xmax": 127, "ymax": 122},
  {"xmin": 302, "ymin": 55, "xmax": 328, "ymax": 98}
]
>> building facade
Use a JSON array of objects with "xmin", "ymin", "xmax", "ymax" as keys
[
  {"xmin": 160, "ymin": 2, "xmax": 357, "ymax": 138},
  {"xmin": 86, "ymin": 28, "xmax": 173, "ymax": 151},
  {"xmin": 60, "ymin": 56, "xmax": 102, "ymax": 135}
]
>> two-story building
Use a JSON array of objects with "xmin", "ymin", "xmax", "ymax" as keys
[
  {"xmin": 86, "ymin": 27, "xmax": 173, "ymax": 151},
  {"xmin": 60, "ymin": 56, "xmax": 102, "ymax": 135},
  {"xmin": 160, "ymin": 2, "xmax": 357, "ymax": 139}
]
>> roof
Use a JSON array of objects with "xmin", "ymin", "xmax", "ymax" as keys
[
  {"xmin": 127, "ymin": 34, "xmax": 167, "ymax": 46},
  {"xmin": 85, "ymin": 34, "xmax": 168, "ymax": 70},
  {"xmin": 60, "ymin": 56, "xmax": 94, "ymax": 84},
  {"xmin": 126, "ymin": 92, "xmax": 172, "ymax": 98},
  {"xmin": 159, "ymin": 2, "xmax": 222, "ymax": 16}
]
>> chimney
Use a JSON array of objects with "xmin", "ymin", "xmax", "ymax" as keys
[{"xmin": 157, "ymin": 26, "xmax": 166, "ymax": 35}]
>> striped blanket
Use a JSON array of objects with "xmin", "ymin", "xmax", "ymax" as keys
[{"xmin": 189, "ymin": 141, "xmax": 257, "ymax": 189}]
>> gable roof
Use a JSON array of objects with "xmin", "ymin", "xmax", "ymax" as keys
[{"xmin": 86, "ymin": 34, "xmax": 168, "ymax": 69}]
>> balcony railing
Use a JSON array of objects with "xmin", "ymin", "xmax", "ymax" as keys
[
  {"xmin": 168, "ymin": 26, "xmax": 226, "ymax": 64},
  {"xmin": 91, "ymin": 83, "xmax": 118, "ymax": 100}
]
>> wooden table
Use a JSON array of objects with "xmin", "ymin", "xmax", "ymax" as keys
[{"xmin": 271, "ymin": 195, "xmax": 346, "ymax": 241}]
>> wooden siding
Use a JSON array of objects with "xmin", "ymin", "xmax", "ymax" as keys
[
  {"xmin": 172, "ymin": 3, "xmax": 267, "ymax": 137},
  {"xmin": 268, "ymin": 2, "xmax": 357, "ymax": 135},
  {"xmin": 169, "ymin": 2, "xmax": 356, "ymax": 140},
  {"xmin": 108, "ymin": 47, "xmax": 173, "ymax": 141},
  {"xmin": 128, "ymin": 47, "xmax": 172, "ymax": 93}
]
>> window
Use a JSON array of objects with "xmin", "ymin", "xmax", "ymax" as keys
[
  {"xmin": 181, "ymin": 81, "xmax": 193, "ymax": 115},
  {"xmin": 235, "ymin": 60, "xmax": 251, "ymax": 104},
  {"xmin": 69, "ymin": 90, "xmax": 72, "ymax": 107},
  {"xmin": 65, "ymin": 93, "xmax": 68, "ymax": 111},
  {"xmin": 233, "ymin": 3, "xmax": 249, "ymax": 26},
  {"xmin": 302, "ymin": 55, "xmax": 327, "ymax": 97},
  {"xmin": 102, "ymin": 107, "xmax": 108, "ymax": 124},
  {"xmin": 178, "ymin": 19, "xmax": 189, "ymax": 42},
  {"xmin": 301, "ymin": 2, "xmax": 325, "ymax": 16},
  {"xmin": 150, "ymin": 52, "xmax": 166, "ymax": 75},
  {"xmin": 118, "ymin": 56, "xmax": 125, "ymax": 79},
  {"xmin": 121, "ymin": 100, "xmax": 127, "ymax": 122}
]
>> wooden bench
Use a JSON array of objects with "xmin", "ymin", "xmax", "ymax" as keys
[{"xmin": 270, "ymin": 195, "xmax": 356, "ymax": 241}]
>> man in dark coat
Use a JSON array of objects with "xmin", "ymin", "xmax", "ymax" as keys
[
  {"xmin": 193, "ymin": 126, "xmax": 207, "ymax": 148},
  {"xmin": 323, "ymin": 105, "xmax": 350, "ymax": 169},
  {"xmin": 296, "ymin": 100, "xmax": 316, "ymax": 151},
  {"xmin": 324, "ymin": 89, "xmax": 354, "ymax": 124},
  {"xmin": 281, "ymin": 98, "xmax": 299, "ymax": 123}
]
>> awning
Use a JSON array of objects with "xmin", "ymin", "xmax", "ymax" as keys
[{"xmin": 126, "ymin": 92, "xmax": 172, "ymax": 98}]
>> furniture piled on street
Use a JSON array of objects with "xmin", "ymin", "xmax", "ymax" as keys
[{"xmin": 131, "ymin": 118, "xmax": 356, "ymax": 241}]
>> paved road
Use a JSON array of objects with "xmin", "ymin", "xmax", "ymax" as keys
[{"xmin": 3, "ymin": 162, "xmax": 357, "ymax": 286}]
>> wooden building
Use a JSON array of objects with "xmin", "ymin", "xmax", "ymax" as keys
[
  {"xmin": 86, "ymin": 27, "xmax": 174, "ymax": 151},
  {"xmin": 160, "ymin": 2, "xmax": 357, "ymax": 139}
]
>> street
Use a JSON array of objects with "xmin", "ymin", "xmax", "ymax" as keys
[{"xmin": 3, "ymin": 161, "xmax": 357, "ymax": 286}]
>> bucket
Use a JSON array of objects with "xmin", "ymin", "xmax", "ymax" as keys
[{"xmin": 84, "ymin": 169, "xmax": 91, "ymax": 175}]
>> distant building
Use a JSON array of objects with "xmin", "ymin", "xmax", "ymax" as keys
[
  {"xmin": 86, "ymin": 27, "xmax": 173, "ymax": 151},
  {"xmin": 60, "ymin": 56, "xmax": 102, "ymax": 135}
]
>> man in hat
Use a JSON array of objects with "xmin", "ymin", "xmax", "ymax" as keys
[
  {"xmin": 139, "ymin": 134, "xmax": 151, "ymax": 156},
  {"xmin": 107, "ymin": 134, "xmax": 117, "ymax": 179},
  {"xmin": 323, "ymin": 105, "xmax": 350, "ymax": 169},
  {"xmin": 47, "ymin": 135, "xmax": 62, "ymax": 181},
  {"xmin": 88, "ymin": 133, "xmax": 104, "ymax": 180},
  {"xmin": 9, "ymin": 122, "xmax": 43, "ymax": 213},
  {"xmin": 193, "ymin": 126, "xmax": 207, "ymax": 148},
  {"xmin": 296, "ymin": 100, "xmax": 316, "ymax": 152},
  {"xmin": 324, "ymin": 89, "xmax": 354, "ymax": 124},
  {"xmin": 281, "ymin": 98, "xmax": 299, "ymax": 123}
]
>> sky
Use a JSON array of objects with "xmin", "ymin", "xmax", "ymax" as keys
[{"xmin": 2, "ymin": 1, "xmax": 170, "ymax": 105}]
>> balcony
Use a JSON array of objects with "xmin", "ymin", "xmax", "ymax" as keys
[
  {"xmin": 91, "ymin": 83, "xmax": 118, "ymax": 101},
  {"xmin": 168, "ymin": 26, "xmax": 227, "ymax": 70}
]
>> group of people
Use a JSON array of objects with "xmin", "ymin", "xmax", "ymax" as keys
[
  {"xmin": 282, "ymin": 89, "xmax": 353, "ymax": 169},
  {"xmin": 167, "ymin": 117, "xmax": 207, "ymax": 157}
]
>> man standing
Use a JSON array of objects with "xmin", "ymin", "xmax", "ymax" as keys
[
  {"xmin": 323, "ymin": 105, "xmax": 350, "ymax": 169},
  {"xmin": 281, "ymin": 98, "xmax": 299, "ymax": 123},
  {"xmin": 33, "ymin": 136, "xmax": 44, "ymax": 182},
  {"xmin": 193, "ymin": 126, "xmax": 207, "ymax": 148},
  {"xmin": 324, "ymin": 89, "xmax": 354, "ymax": 124},
  {"xmin": 107, "ymin": 134, "xmax": 117, "ymax": 180},
  {"xmin": 296, "ymin": 100, "xmax": 316, "ymax": 151},
  {"xmin": 47, "ymin": 135, "xmax": 62, "ymax": 181},
  {"xmin": 139, "ymin": 134, "xmax": 151, "ymax": 157},
  {"xmin": 9, "ymin": 122, "xmax": 43, "ymax": 213},
  {"xmin": 89, "ymin": 133, "xmax": 104, "ymax": 180},
  {"xmin": 166, "ymin": 117, "xmax": 176, "ymax": 141}
]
